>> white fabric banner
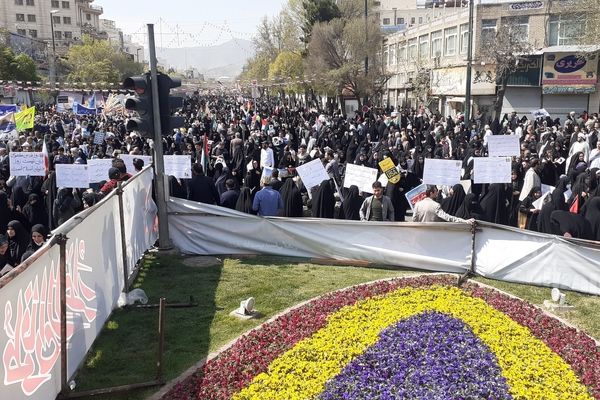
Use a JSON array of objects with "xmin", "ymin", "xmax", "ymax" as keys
[
  {"xmin": 168, "ymin": 198, "xmax": 472, "ymax": 274},
  {"xmin": 168, "ymin": 198, "xmax": 600, "ymax": 296},
  {"xmin": 0, "ymin": 168, "xmax": 157, "ymax": 400}
]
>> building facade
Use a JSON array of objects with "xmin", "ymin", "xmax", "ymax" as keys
[
  {"xmin": 383, "ymin": 0, "xmax": 600, "ymax": 118},
  {"xmin": 0, "ymin": 0, "xmax": 105, "ymax": 54}
]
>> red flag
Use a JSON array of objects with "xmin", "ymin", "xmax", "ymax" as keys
[{"xmin": 569, "ymin": 195, "xmax": 579, "ymax": 214}]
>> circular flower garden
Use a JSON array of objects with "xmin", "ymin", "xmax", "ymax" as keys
[{"xmin": 164, "ymin": 275, "xmax": 600, "ymax": 400}]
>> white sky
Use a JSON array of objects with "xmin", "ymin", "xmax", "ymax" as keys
[{"xmin": 97, "ymin": 0, "xmax": 287, "ymax": 47}]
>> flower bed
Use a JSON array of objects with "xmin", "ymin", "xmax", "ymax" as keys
[{"xmin": 164, "ymin": 275, "xmax": 600, "ymax": 400}]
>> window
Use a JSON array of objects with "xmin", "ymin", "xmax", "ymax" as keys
[
  {"xmin": 481, "ymin": 19, "xmax": 497, "ymax": 46},
  {"xmin": 383, "ymin": 45, "xmax": 389, "ymax": 66},
  {"xmin": 419, "ymin": 34, "xmax": 429, "ymax": 60},
  {"xmin": 51, "ymin": 0, "xmax": 59, "ymax": 6},
  {"xmin": 14, "ymin": 0, "xmax": 23, "ymax": 5},
  {"xmin": 408, "ymin": 38, "xmax": 417, "ymax": 60},
  {"xmin": 501, "ymin": 16, "xmax": 529, "ymax": 42},
  {"xmin": 548, "ymin": 15, "xmax": 585, "ymax": 45},
  {"xmin": 26, "ymin": 14, "xmax": 36, "ymax": 22},
  {"xmin": 28, "ymin": 29, "xmax": 37, "ymax": 38},
  {"xmin": 25, "ymin": 0, "xmax": 34, "ymax": 5},
  {"xmin": 459, "ymin": 24, "xmax": 469, "ymax": 55},
  {"xmin": 390, "ymin": 44, "xmax": 396, "ymax": 65},
  {"xmin": 383, "ymin": 17, "xmax": 390, "ymax": 25},
  {"xmin": 398, "ymin": 17, "xmax": 404, "ymax": 24},
  {"xmin": 410, "ymin": 17, "xmax": 415, "ymax": 25},
  {"xmin": 54, "ymin": 30, "xmax": 62, "ymax": 39},
  {"xmin": 63, "ymin": 31, "xmax": 72, "ymax": 39},
  {"xmin": 86, "ymin": 13, "xmax": 91, "ymax": 21},
  {"xmin": 63, "ymin": 16, "xmax": 71, "ymax": 24},
  {"xmin": 17, "ymin": 29, "xmax": 26, "ymax": 36},
  {"xmin": 430, "ymin": 30, "xmax": 442, "ymax": 57},
  {"xmin": 53, "ymin": 16, "xmax": 61, "ymax": 24},
  {"xmin": 444, "ymin": 27, "xmax": 458, "ymax": 56},
  {"xmin": 16, "ymin": 13, "xmax": 25, "ymax": 21},
  {"xmin": 418, "ymin": 17, "xmax": 423, "ymax": 24},
  {"xmin": 61, "ymin": 1, "xmax": 69, "ymax": 8},
  {"xmin": 398, "ymin": 43, "xmax": 407, "ymax": 62}
]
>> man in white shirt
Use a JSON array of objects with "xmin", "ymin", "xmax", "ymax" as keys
[
  {"xmin": 413, "ymin": 185, "xmax": 473, "ymax": 223},
  {"xmin": 260, "ymin": 141, "xmax": 274, "ymax": 169},
  {"xmin": 519, "ymin": 159, "xmax": 542, "ymax": 201}
]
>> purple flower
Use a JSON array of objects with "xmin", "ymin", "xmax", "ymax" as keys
[{"xmin": 320, "ymin": 311, "xmax": 512, "ymax": 400}]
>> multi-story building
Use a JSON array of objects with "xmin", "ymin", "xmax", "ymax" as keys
[
  {"xmin": 123, "ymin": 34, "xmax": 144, "ymax": 64},
  {"xmin": 383, "ymin": 0, "xmax": 600, "ymax": 118},
  {"xmin": 0, "ymin": 0, "xmax": 105, "ymax": 54},
  {"xmin": 100, "ymin": 18, "xmax": 123, "ymax": 50}
]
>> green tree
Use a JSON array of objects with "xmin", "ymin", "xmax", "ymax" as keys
[
  {"xmin": 65, "ymin": 36, "xmax": 143, "ymax": 83},
  {"xmin": 0, "ymin": 43, "xmax": 40, "ymax": 81},
  {"xmin": 269, "ymin": 51, "xmax": 304, "ymax": 93},
  {"xmin": 240, "ymin": 54, "xmax": 272, "ymax": 82},
  {"xmin": 306, "ymin": 15, "xmax": 388, "ymax": 105},
  {"xmin": 301, "ymin": 0, "xmax": 341, "ymax": 46}
]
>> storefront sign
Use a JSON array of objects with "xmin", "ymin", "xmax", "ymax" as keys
[
  {"xmin": 507, "ymin": 56, "xmax": 542, "ymax": 86},
  {"xmin": 542, "ymin": 52, "xmax": 598, "ymax": 94},
  {"xmin": 432, "ymin": 66, "xmax": 496, "ymax": 96}
]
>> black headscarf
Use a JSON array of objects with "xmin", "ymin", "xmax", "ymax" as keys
[
  {"xmin": 235, "ymin": 187, "xmax": 254, "ymax": 214},
  {"xmin": 441, "ymin": 184, "xmax": 466, "ymax": 216},
  {"xmin": 22, "ymin": 193, "xmax": 49, "ymax": 228},
  {"xmin": 7, "ymin": 220, "xmax": 29, "ymax": 265},
  {"xmin": 550, "ymin": 210, "xmax": 593, "ymax": 240},
  {"xmin": 584, "ymin": 197, "xmax": 600, "ymax": 241},
  {"xmin": 311, "ymin": 179, "xmax": 335, "ymax": 218},
  {"xmin": 279, "ymin": 178, "xmax": 303, "ymax": 217},
  {"xmin": 479, "ymin": 184, "xmax": 510, "ymax": 224},
  {"xmin": 27, "ymin": 224, "xmax": 47, "ymax": 253},
  {"xmin": 340, "ymin": 185, "xmax": 362, "ymax": 220},
  {"xmin": 538, "ymin": 177, "xmax": 568, "ymax": 234},
  {"xmin": 455, "ymin": 193, "xmax": 483, "ymax": 220}
]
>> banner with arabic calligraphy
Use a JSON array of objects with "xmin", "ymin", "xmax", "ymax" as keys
[
  {"xmin": 507, "ymin": 55, "xmax": 542, "ymax": 86},
  {"xmin": 542, "ymin": 52, "xmax": 598, "ymax": 94}
]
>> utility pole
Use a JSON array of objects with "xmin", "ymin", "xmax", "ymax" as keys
[
  {"xmin": 148, "ymin": 24, "xmax": 172, "ymax": 249},
  {"xmin": 464, "ymin": 0, "xmax": 475, "ymax": 125},
  {"xmin": 364, "ymin": 0, "xmax": 369, "ymax": 76}
]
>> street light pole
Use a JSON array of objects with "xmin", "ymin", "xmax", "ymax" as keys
[
  {"xmin": 50, "ymin": 10, "xmax": 59, "ymax": 86},
  {"xmin": 464, "ymin": 0, "xmax": 474, "ymax": 125}
]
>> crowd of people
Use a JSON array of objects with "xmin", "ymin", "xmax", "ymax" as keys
[{"xmin": 1, "ymin": 91, "xmax": 599, "ymax": 272}]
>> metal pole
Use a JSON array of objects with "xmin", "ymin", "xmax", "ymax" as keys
[
  {"xmin": 58, "ymin": 234, "xmax": 68, "ymax": 395},
  {"xmin": 156, "ymin": 298, "xmax": 166, "ymax": 382},
  {"xmin": 464, "ymin": 0, "xmax": 475, "ymax": 125},
  {"xmin": 364, "ymin": 0, "xmax": 369, "ymax": 76},
  {"xmin": 117, "ymin": 182, "xmax": 130, "ymax": 294},
  {"xmin": 147, "ymin": 24, "xmax": 172, "ymax": 249},
  {"xmin": 50, "ymin": 13, "xmax": 57, "ymax": 85}
]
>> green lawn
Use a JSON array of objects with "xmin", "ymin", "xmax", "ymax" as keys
[{"xmin": 70, "ymin": 255, "xmax": 600, "ymax": 400}]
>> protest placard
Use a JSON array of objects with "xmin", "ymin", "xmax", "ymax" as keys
[
  {"xmin": 460, "ymin": 179, "xmax": 472, "ymax": 194},
  {"xmin": 87, "ymin": 159, "xmax": 113, "ymax": 183},
  {"xmin": 296, "ymin": 158, "xmax": 329, "ymax": 191},
  {"xmin": 405, "ymin": 183, "xmax": 427, "ymax": 211},
  {"xmin": 164, "ymin": 155, "xmax": 192, "ymax": 179},
  {"xmin": 56, "ymin": 164, "xmax": 89, "ymax": 188},
  {"xmin": 379, "ymin": 158, "xmax": 400, "ymax": 184},
  {"xmin": 487, "ymin": 135, "xmax": 520, "ymax": 157},
  {"xmin": 473, "ymin": 157, "xmax": 512, "ymax": 184},
  {"xmin": 533, "ymin": 191, "xmax": 551, "ymax": 210},
  {"xmin": 93, "ymin": 131, "xmax": 106, "ymax": 145},
  {"xmin": 9, "ymin": 152, "xmax": 45, "ymax": 176},
  {"xmin": 343, "ymin": 163, "xmax": 379, "ymax": 194},
  {"xmin": 119, "ymin": 154, "xmax": 152, "ymax": 174},
  {"xmin": 422, "ymin": 159, "xmax": 461, "ymax": 186},
  {"xmin": 261, "ymin": 166, "xmax": 289, "ymax": 180}
]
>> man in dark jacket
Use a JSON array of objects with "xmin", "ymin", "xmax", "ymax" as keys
[
  {"xmin": 187, "ymin": 164, "xmax": 219, "ymax": 205},
  {"xmin": 220, "ymin": 179, "xmax": 239, "ymax": 209}
]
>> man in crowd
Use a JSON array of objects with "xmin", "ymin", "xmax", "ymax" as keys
[
  {"xmin": 252, "ymin": 177, "xmax": 283, "ymax": 217},
  {"xmin": 413, "ymin": 185, "xmax": 473, "ymax": 223},
  {"xmin": 360, "ymin": 181, "xmax": 395, "ymax": 222}
]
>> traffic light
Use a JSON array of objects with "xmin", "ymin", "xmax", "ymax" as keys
[
  {"xmin": 157, "ymin": 74, "xmax": 185, "ymax": 135},
  {"xmin": 123, "ymin": 74, "xmax": 154, "ymax": 138}
]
